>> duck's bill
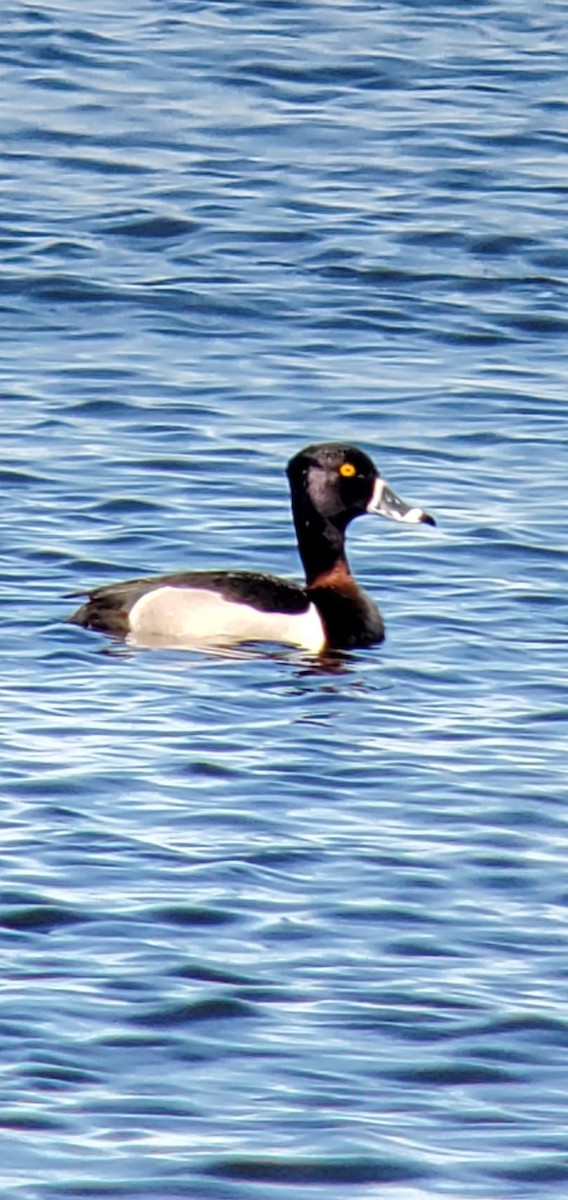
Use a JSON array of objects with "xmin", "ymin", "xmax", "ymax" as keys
[{"xmin": 367, "ymin": 477, "xmax": 435, "ymax": 526}]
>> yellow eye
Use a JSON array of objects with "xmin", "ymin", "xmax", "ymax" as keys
[{"xmin": 339, "ymin": 462, "xmax": 357, "ymax": 478}]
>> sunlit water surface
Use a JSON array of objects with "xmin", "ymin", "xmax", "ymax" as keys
[{"xmin": 1, "ymin": 2, "xmax": 568, "ymax": 1197}]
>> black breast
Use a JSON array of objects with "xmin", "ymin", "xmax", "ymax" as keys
[{"xmin": 308, "ymin": 584, "xmax": 385, "ymax": 649}]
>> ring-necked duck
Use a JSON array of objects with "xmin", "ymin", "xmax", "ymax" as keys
[{"xmin": 68, "ymin": 442, "xmax": 434, "ymax": 653}]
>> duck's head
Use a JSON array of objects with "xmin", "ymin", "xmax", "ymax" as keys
[{"xmin": 287, "ymin": 442, "xmax": 435, "ymax": 531}]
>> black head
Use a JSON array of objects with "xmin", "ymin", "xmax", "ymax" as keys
[
  {"xmin": 286, "ymin": 442, "xmax": 379, "ymax": 531},
  {"xmin": 287, "ymin": 442, "xmax": 434, "ymax": 585}
]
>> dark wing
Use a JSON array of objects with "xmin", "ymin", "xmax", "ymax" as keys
[{"xmin": 67, "ymin": 570, "xmax": 309, "ymax": 633}]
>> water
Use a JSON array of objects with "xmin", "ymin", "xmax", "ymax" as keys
[{"xmin": 1, "ymin": 1, "xmax": 568, "ymax": 1197}]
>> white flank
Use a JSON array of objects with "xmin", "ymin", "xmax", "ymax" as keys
[{"xmin": 127, "ymin": 586, "xmax": 326, "ymax": 653}]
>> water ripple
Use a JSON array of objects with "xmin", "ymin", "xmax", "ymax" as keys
[{"xmin": 2, "ymin": 0, "xmax": 568, "ymax": 1197}]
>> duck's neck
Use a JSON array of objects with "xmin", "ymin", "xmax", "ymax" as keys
[{"xmin": 292, "ymin": 499, "xmax": 351, "ymax": 586}]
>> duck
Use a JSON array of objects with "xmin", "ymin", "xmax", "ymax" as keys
[{"xmin": 68, "ymin": 442, "xmax": 435, "ymax": 653}]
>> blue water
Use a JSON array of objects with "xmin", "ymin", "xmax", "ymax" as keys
[{"xmin": 1, "ymin": 2, "xmax": 568, "ymax": 1197}]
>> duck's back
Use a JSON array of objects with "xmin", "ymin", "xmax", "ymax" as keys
[{"xmin": 68, "ymin": 570, "xmax": 326, "ymax": 651}]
